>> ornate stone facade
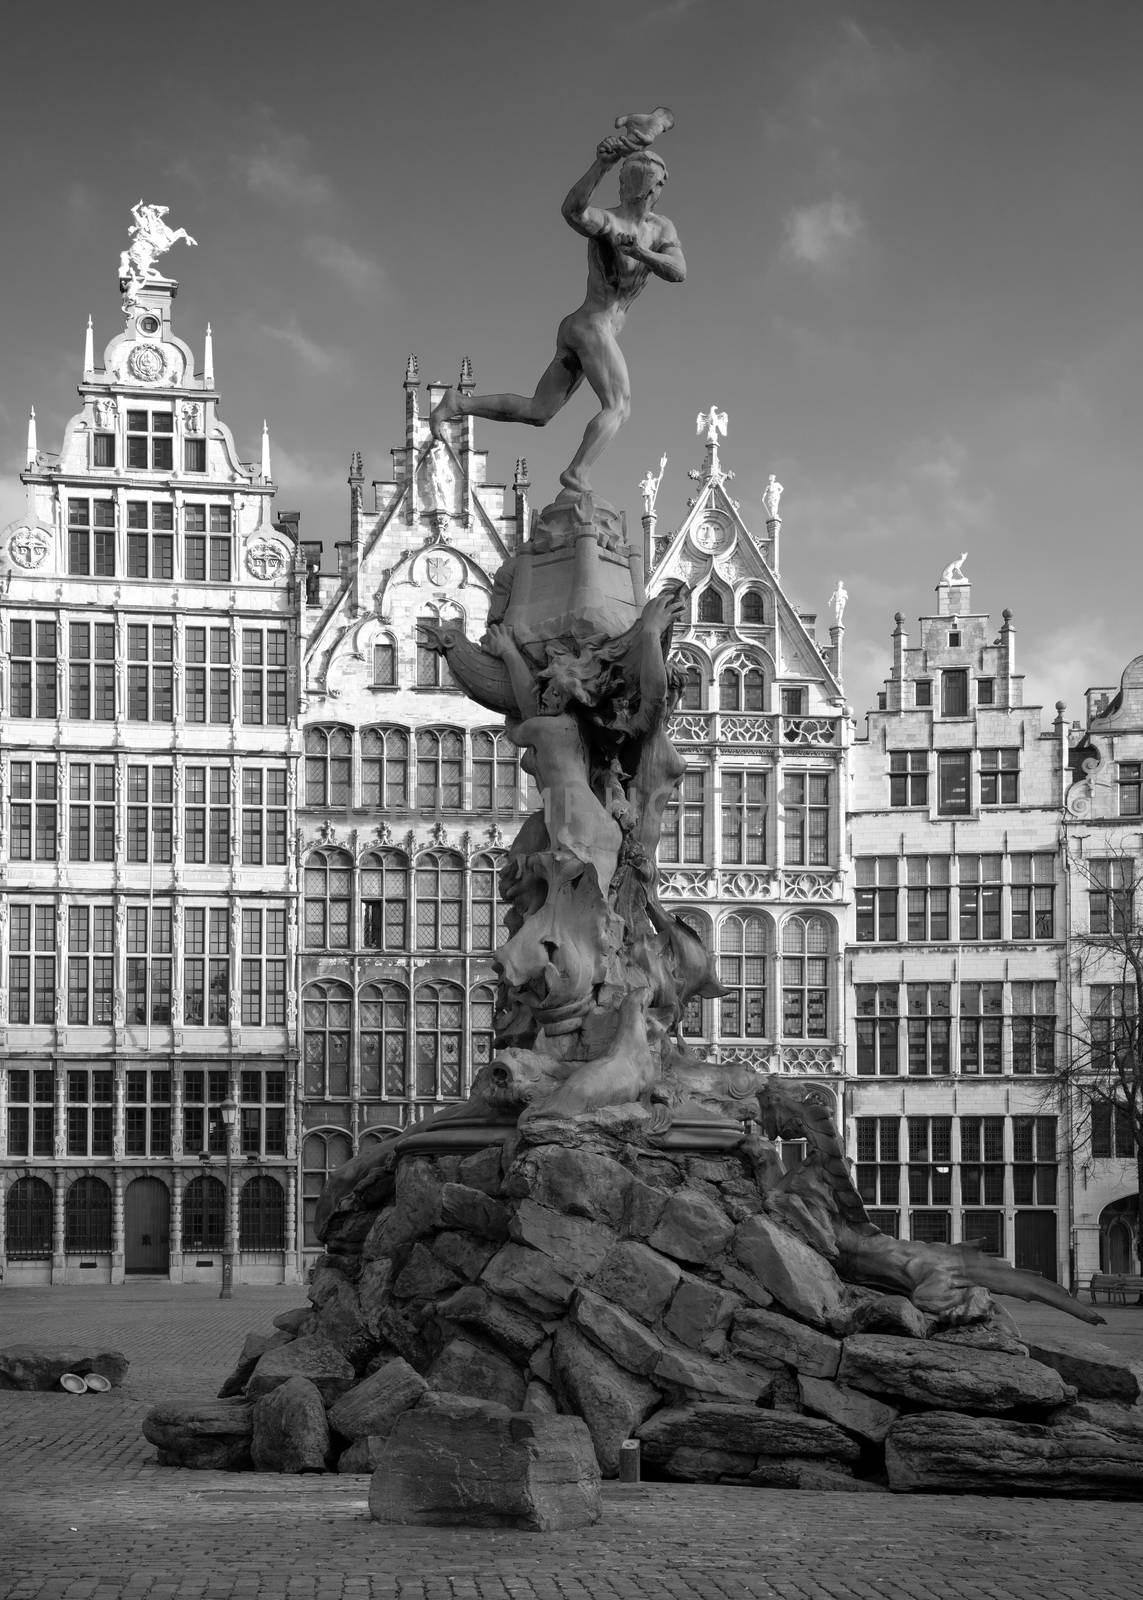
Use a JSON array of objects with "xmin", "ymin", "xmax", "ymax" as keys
[{"xmin": 0, "ymin": 255, "xmax": 301, "ymax": 1287}]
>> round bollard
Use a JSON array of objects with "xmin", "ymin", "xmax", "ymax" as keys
[{"xmin": 618, "ymin": 1438, "xmax": 641, "ymax": 1483}]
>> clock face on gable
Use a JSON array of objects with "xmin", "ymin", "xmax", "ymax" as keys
[{"xmin": 691, "ymin": 515, "xmax": 731, "ymax": 555}]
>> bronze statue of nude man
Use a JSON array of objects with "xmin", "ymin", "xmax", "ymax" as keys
[{"xmin": 429, "ymin": 131, "xmax": 686, "ymax": 495}]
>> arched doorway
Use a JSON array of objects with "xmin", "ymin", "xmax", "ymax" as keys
[
  {"xmin": 1099, "ymin": 1195, "xmax": 1140, "ymax": 1274},
  {"xmin": 124, "ymin": 1176, "xmax": 170, "ymax": 1274}
]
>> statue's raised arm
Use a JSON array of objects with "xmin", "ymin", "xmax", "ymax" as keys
[{"xmin": 429, "ymin": 109, "xmax": 682, "ymax": 495}]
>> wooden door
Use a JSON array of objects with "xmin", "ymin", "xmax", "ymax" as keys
[{"xmin": 124, "ymin": 1177, "xmax": 170, "ymax": 1274}]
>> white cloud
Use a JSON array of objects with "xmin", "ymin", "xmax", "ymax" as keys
[
  {"xmin": 302, "ymin": 234, "xmax": 386, "ymax": 299},
  {"xmin": 233, "ymin": 111, "xmax": 332, "ymax": 206},
  {"xmin": 269, "ymin": 441, "xmax": 346, "ymax": 497},
  {"xmin": 257, "ymin": 317, "xmax": 339, "ymax": 372},
  {"xmin": 782, "ymin": 198, "xmax": 864, "ymax": 268}
]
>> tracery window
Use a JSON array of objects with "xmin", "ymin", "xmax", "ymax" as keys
[
  {"xmin": 302, "ymin": 1130, "xmax": 352, "ymax": 1247},
  {"xmin": 415, "ymin": 980, "xmax": 464, "ymax": 1098},
  {"xmin": 360, "ymin": 850, "xmax": 410, "ymax": 950},
  {"xmin": 415, "ymin": 850, "xmax": 465, "ymax": 950},
  {"xmin": 415, "ymin": 729, "xmax": 464, "ymax": 810},
  {"xmin": 781, "ymin": 915, "xmax": 830, "ymax": 1039},
  {"xmin": 718, "ymin": 653, "xmax": 766, "ymax": 712},
  {"xmin": 362, "ymin": 727, "xmax": 409, "ymax": 808},
  {"xmin": 473, "ymin": 730, "xmax": 519, "ymax": 812},
  {"xmin": 373, "ymin": 636, "xmax": 397, "ymax": 688},
  {"xmin": 471, "ymin": 852, "xmax": 507, "ymax": 950},
  {"xmin": 360, "ymin": 981, "xmax": 409, "ymax": 1097},
  {"xmin": 697, "ymin": 587, "xmax": 724, "ymax": 623},
  {"xmin": 719, "ymin": 913, "xmax": 768, "ymax": 1038},
  {"xmin": 740, "ymin": 589, "xmax": 767, "ymax": 624},
  {"xmin": 673, "ymin": 652, "xmax": 704, "ymax": 711},
  {"xmin": 304, "ymin": 849, "xmax": 353, "ymax": 949},
  {"xmin": 304, "ymin": 726, "xmax": 352, "ymax": 807},
  {"xmin": 302, "ymin": 979, "xmax": 352, "ymax": 1098},
  {"xmin": 471, "ymin": 983, "xmax": 496, "ymax": 1073}
]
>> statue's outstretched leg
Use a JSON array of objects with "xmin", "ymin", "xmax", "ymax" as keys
[{"xmin": 429, "ymin": 349, "xmax": 583, "ymax": 443}]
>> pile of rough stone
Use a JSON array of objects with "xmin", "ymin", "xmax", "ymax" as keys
[{"xmin": 144, "ymin": 1136, "xmax": 1143, "ymax": 1498}]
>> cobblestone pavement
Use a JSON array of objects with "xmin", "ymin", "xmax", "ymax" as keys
[{"xmin": 2, "ymin": 1284, "xmax": 1143, "ymax": 1600}]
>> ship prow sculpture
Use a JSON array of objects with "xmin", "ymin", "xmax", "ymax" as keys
[{"xmin": 147, "ymin": 114, "xmax": 1143, "ymax": 1512}]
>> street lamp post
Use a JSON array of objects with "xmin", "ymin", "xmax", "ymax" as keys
[{"xmin": 219, "ymin": 1096, "xmax": 237, "ymax": 1300}]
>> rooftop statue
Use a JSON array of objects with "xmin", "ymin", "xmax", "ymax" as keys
[
  {"xmin": 940, "ymin": 551, "xmax": 969, "ymax": 585},
  {"xmin": 119, "ymin": 201, "xmax": 197, "ymax": 310},
  {"xmin": 430, "ymin": 113, "xmax": 684, "ymax": 495}
]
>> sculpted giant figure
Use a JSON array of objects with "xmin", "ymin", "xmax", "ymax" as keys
[{"xmin": 430, "ymin": 118, "xmax": 685, "ymax": 494}]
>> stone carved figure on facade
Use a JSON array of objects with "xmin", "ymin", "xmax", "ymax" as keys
[
  {"xmin": 640, "ymin": 454, "xmax": 668, "ymax": 515},
  {"xmin": 828, "ymin": 579, "xmax": 848, "ymax": 624},
  {"xmin": 429, "ymin": 114, "xmax": 684, "ymax": 496},
  {"xmin": 95, "ymin": 398, "xmax": 118, "ymax": 429},
  {"xmin": 762, "ymin": 473, "xmax": 784, "ymax": 522},
  {"xmin": 119, "ymin": 201, "xmax": 198, "ymax": 310},
  {"xmin": 182, "ymin": 402, "xmax": 202, "ymax": 432},
  {"xmin": 940, "ymin": 551, "xmax": 969, "ymax": 586}
]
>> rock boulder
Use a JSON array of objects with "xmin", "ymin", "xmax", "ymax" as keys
[
  {"xmin": 252, "ymin": 1377, "xmax": 332, "ymax": 1473},
  {"xmin": 0, "ymin": 1344, "xmax": 129, "ymax": 1391},
  {"xmin": 368, "ymin": 1393, "xmax": 602, "ymax": 1530},
  {"xmin": 142, "ymin": 1399, "xmax": 253, "ymax": 1470}
]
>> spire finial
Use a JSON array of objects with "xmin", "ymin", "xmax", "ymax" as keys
[
  {"xmin": 203, "ymin": 322, "xmax": 214, "ymax": 386},
  {"xmin": 514, "ymin": 457, "xmax": 530, "ymax": 489},
  {"xmin": 261, "ymin": 420, "xmax": 272, "ymax": 481},
  {"xmin": 459, "ymin": 354, "xmax": 474, "ymax": 392},
  {"xmin": 26, "ymin": 406, "xmax": 37, "ymax": 468},
  {"xmin": 84, "ymin": 316, "xmax": 94, "ymax": 378},
  {"xmin": 405, "ymin": 353, "xmax": 419, "ymax": 385},
  {"xmin": 693, "ymin": 406, "xmax": 731, "ymax": 486}
]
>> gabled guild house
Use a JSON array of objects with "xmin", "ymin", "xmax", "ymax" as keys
[
  {"xmin": 846, "ymin": 567, "xmax": 1071, "ymax": 1281},
  {"xmin": 0, "ymin": 260, "xmax": 303, "ymax": 1285}
]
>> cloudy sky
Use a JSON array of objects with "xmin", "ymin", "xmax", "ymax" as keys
[{"xmin": 2, "ymin": 0, "xmax": 1140, "ymax": 725}]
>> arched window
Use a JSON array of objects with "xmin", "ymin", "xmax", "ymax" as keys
[
  {"xmin": 360, "ymin": 981, "xmax": 409, "ymax": 1097},
  {"xmin": 697, "ymin": 587, "xmax": 724, "ymax": 624},
  {"xmin": 362, "ymin": 726, "xmax": 409, "ymax": 808},
  {"xmin": 302, "ymin": 1129, "xmax": 352, "ymax": 1247},
  {"xmin": 415, "ymin": 850, "xmax": 465, "ymax": 950},
  {"xmin": 741, "ymin": 589, "xmax": 767, "ymax": 625},
  {"xmin": 65, "ymin": 1175, "xmax": 112, "ymax": 1252},
  {"xmin": 5, "ymin": 1176, "xmax": 52, "ymax": 1258},
  {"xmin": 303, "ymin": 979, "xmax": 352, "ymax": 1098},
  {"xmin": 416, "ymin": 621, "xmax": 458, "ymax": 690},
  {"xmin": 471, "ymin": 983, "xmax": 496, "ymax": 1071},
  {"xmin": 239, "ymin": 1175, "xmax": 285, "ymax": 1250},
  {"xmin": 182, "ymin": 1174, "xmax": 226, "ymax": 1251},
  {"xmin": 719, "ymin": 653, "xmax": 767, "ymax": 712},
  {"xmin": 781, "ymin": 915, "xmax": 830, "ymax": 1039},
  {"xmin": 719, "ymin": 914, "xmax": 768, "ymax": 1038},
  {"xmin": 471, "ymin": 851, "xmax": 507, "ymax": 951},
  {"xmin": 473, "ymin": 730, "xmax": 519, "ymax": 813},
  {"xmin": 673, "ymin": 651, "xmax": 704, "ymax": 711},
  {"xmin": 360, "ymin": 850, "xmax": 410, "ymax": 950},
  {"xmin": 676, "ymin": 912, "xmax": 711, "ymax": 1040},
  {"xmin": 415, "ymin": 980, "xmax": 464, "ymax": 1099},
  {"xmin": 415, "ymin": 728, "xmax": 464, "ymax": 810},
  {"xmin": 372, "ymin": 636, "xmax": 397, "ymax": 688},
  {"xmin": 304, "ymin": 848, "xmax": 353, "ymax": 949},
  {"xmin": 304, "ymin": 726, "xmax": 352, "ymax": 807}
]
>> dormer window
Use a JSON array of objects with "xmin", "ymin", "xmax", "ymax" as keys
[
  {"xmin": 977, "ymin": 678, "xmax": 995, "ymax": 706},
  {"xmin": 915, "ymin": 680, "xmax": 932, "ymax": 708},
  {"xmin": 93, "ymin": 434, "xmax": 115, "ymax": 468},
  {"xmin": 781, "ymin": 686, "xmax": 807, "ymax": 716},
  {"xmin": 948, "ymin": 631, "xmax": 961, "ymax": 646},
  {"xmin": 697, "ymin": 587, "xmax": 724, "ymax": 624},
  {"xmin": 741, "ymin": 589, "xmax": 766, "ymax": 625}
]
